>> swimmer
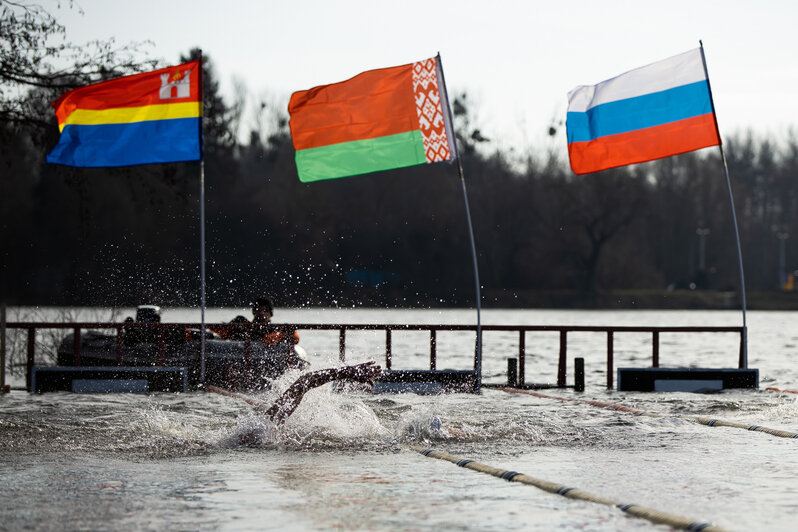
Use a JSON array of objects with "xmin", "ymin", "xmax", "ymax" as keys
[
  {"xmin": 207, "ymin": 361, "xmax": 382, "ymax": 424},
  {"xmin": 414, "ymin": 415, "xmax": 468, "ymax": 440}
]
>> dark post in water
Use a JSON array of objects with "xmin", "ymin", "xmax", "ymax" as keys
[
  {"xmin": 507, "ymin": 357, "xmax": 518, "ymax": 387},
  {"xmin": 575, "ymin": 357, "xmax": 585, "ymax": 392}
]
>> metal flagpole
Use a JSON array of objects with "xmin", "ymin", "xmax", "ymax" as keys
[
  {"xmin": 457, "ymin": 157, "xmax": 483, "ymax": 390},
  {"xmin": 199, "ymin": 51, "xmax": 207, "ymax": 384},
  {"xmin": 700, "ymin": 41, "xmax": 748, "ymax": 367},
  {"xmin": 436, "ymin": 53, "xmax": 483, "ymax": 391},
  {"xmin": 200, "ymin": 160, "xmax": 207, "ymax": 383}
]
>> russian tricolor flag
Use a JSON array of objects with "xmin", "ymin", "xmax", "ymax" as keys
[{"xmin": 566, "ymin": 48, "xmax": 720, "ymax": 175}]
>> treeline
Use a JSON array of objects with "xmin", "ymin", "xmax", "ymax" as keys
[{"xmin": 1, "ymin": 10, "xmax": 797, "ymax": 308}]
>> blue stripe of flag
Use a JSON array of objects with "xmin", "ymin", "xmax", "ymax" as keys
[
  {"xmin": 47, "ymin": 118, "xmax": 201, "ymax": 167},
  {"xmin": 566, "ymin": 80, "xmax": 712, "ymax": 144}
]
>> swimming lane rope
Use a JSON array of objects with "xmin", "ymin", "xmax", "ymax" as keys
[
  {"xmin": 407, "ymin": 445, "xmax": 730, "ymax": 532},
  {"xmin": 765, "ymin": 387, "xmax": 798, "ymax": 395},
  {"xmin": 498, "ymin": 387, "xmax": 798, "ymax": 439}
]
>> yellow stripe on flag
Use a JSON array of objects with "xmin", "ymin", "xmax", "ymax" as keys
[{"xmin": 59, "ymin": 102, "xmax": 203, "ymax": 131}]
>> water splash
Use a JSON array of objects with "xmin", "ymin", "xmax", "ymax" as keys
[{"xmin": 395, "ymin": 405, "xmax": 448, "ymax": 442}]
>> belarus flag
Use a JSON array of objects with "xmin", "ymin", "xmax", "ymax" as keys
[
  {"xmin": 566, "ymin": 48, "xmax": 720, "ymax": 175},
  {"xmin": 288, "ymin": 56, "xmax": 456, "ymax": 183}
]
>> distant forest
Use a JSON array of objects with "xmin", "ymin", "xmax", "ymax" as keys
[{"xmin": 2, "ymin": 4, "xmax": 797, "ymax": 309}]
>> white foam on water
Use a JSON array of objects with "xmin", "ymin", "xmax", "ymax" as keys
[
  {"xmin": 218, "ymin": 412, "xmax": 281, "ymax": 448},
  {"xmin": 285, "ymin": 386, "xmax": 390, "ymax": 440},
  {"xmin": 129, "ymin": 402, "xmax": 228, "ymax": 454},
  {"xmin": 199, "ymin": 368, "xmax": 396, "ymax": 449}
]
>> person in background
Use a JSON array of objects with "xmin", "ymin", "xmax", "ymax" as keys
[
  {"xmin": 215, "ymin": 296, "xmax": 300, "ymax": 345},
  {"xmin": 250, "ymin": 296, "xmax": 298, "ymax": 345},
  {"xmin": 123, "ymin": 305, "xmax": 162, "ymax": 345}
]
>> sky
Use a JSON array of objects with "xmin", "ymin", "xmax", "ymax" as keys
[{"xmin": 50, "ymin": 0, "xmax": 798, "ymax": 155}]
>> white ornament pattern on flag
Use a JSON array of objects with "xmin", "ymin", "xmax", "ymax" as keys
[{"xmin": 412, "ymin": 58, "xmax": 451, "ymax": 163}]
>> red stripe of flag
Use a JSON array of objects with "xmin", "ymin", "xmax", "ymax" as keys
[
  {"xmin": 567, "ymin": 113, "xmax": 719, "ymax": 175},
  {"xmin": 52, "ymin": 61, "xmax": 201, "ymax": 125}
]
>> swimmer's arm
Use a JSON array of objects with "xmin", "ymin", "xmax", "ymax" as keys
[{"xmin": 266, "ymin": 362, "xmax": 382, "ymax": 424}]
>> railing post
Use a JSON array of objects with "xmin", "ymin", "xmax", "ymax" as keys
[
  {"xmin": 430, "ymin": 329, "xmax": 437, "ymax": 370},
  {"xmin": 385, "ymin": 329, "xmax": 392, "ymax": 370},
  {"xmin": 339, "ymin": 328, "xmax": 346, "ymax": 363},
  {"xmin": 606, "ymin": 330, "xmax": 614, "ymax": 389},
  {"xmin": 196, "ymin": 330, "xmax": 204, "ymax": 383},
  {"xmin": 157, "ymin": 326, "xmax": 165, "ymax": 366},
  {"xmin": 557, "ymin": 330, "xmax": 567, "ymax": 388},
  {"xmin": 474, "ymin": 331, "xmax": 479, "ymax": 371},
  {"xmin": 507, "ymin": 357, "xmax": 518, "ymax": 387},
  {"xmin": 574, "ymin": 357, "xmax": 585, "ymax": 392},
  {"xmin": 518, "ymin": 329, "xmax": 526, "ymax": 387},
  {"xmin": 243, "ymin": 332, "xmax": 253, "ymax": 387},
  {"xmin": 116, "ymin": 326, "xmax": 123, "ymax": 365},
  {"xmin": 26, "ymin": 327, "xmax": 35, "ymax": 392},
  {"xmin": 652, "ymin": 330, "xmax": 660, "ymax": 367},
  {"xmin": 285, "ymin": 326, "xmax": 294, "ymax": 359},
  {"xmin": 73, "ymin": 327, "xmax": 81, "ymax": 366},
  {"xmin": 739, "ymin": 329, "xmax": 745, "ymax": 369},
  {"xmin": 244, "ymin": 334, "xmax": 252, "ymax": 368}
]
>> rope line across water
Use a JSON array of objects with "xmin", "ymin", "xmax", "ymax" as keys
[
  {"xmin": 498, "ymin": 387, "xmax": 798, "ymax": 439},
  {"xmin": 765, "ymin": 386, "xmax": 798, "ymax": 395},
  {"xmin": 408, "ymin": 446, "xmax": 729, "ymax": 532}
]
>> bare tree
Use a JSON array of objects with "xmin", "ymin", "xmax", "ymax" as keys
[{"xmin": 0, "ymin": 0, "xmax": 157, "ymax": 126}]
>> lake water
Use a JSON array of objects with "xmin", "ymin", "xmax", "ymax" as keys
[{"xmin": 1, "ymin": 308, "xmax": 797, "ymax": 530}]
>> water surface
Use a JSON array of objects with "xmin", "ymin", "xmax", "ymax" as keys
[{"xmin": 1, "ymin": 309, "xmax": 796, "ymax": 530}]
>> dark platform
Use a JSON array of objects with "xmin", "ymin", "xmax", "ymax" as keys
[
  {"xmin": 617, "ymin": 367, "xmax": 758, "ymax": 392},
  {"xmin": 372, "ymin": 369, "xmax": 479, "ymax": 394},
  {"xmin": 31, "ymin": 366, "xmax": 188, "ymax": 393}
]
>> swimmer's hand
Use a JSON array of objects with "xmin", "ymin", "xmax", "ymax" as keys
[{"xmin": 340, "ymin": 361, "xmax": 382, "ymax": 385}]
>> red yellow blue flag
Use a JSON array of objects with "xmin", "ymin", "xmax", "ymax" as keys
[{"xmin": 47, "ymin": 61, "xmax": 203, "ymax": 167}]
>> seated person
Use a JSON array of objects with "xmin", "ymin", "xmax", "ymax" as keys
[
  {"xmin": 214, "ymin": 296, "xmax": 299, "ymax": 345},
  {"xmin": 123, "ymin": 305, "xmax": 162, "ymax": 345}
]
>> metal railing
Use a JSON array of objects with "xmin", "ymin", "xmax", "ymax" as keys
[
  {"xmin": 3, "ymin": 322, "xmax": 745, "ymax": 391},
  {"xmin": 491, "ymin": 324, "xmax": 747, "ymax": 389}
]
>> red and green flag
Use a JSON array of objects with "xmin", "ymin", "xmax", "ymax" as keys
[{"xmin": 288, "ymin": 56, "xmax": 456, "ymax": 183}]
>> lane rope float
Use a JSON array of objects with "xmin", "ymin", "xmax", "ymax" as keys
[
  {"xmin": 765, "ymin": 386, "xmax": 798, "ymax": 395},
  {"xmin": 409, "ymin": 445, "xmax": 729, "ymax": 532},
  {"xmin": 498, "ymin": 387, "xmax": 798, "ymax": 439}
]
